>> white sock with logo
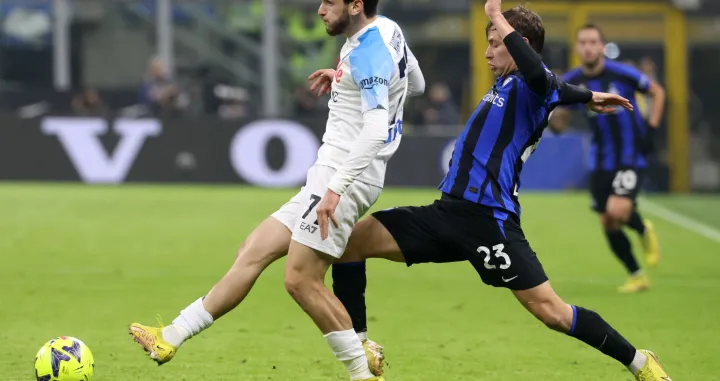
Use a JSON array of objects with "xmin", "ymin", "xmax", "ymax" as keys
[
  {"xmin": 162, "ymin": 297, "xmax": 214, "ymax": 348},
  {"xmin": 324, "ymin": 329, "xmax": 374, "ymax": 380},
  {"xmin": 627, "ymin": 350, "xmax": 648, "ymax": 375}
]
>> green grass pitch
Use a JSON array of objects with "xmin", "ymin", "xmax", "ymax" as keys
[{"xmin": 1, "ymin": 183, "xmax": 719, "ymax": 380}]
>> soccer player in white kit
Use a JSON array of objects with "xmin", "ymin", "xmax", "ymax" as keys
[{"xmin": 129, "ymin": 1, "xmax": 424, "ymax": 380}]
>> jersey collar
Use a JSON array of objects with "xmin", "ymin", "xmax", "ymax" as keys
[
  {"xmin": 347, "ymin": 17, "xmax": 380, "ymax": 45},
  {"xmin": 496, "ymin": 70, "xmax": 522, "ymax": 84}
]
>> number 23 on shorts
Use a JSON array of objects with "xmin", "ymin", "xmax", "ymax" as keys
[{"xmin": 477, "ymin": 243, "xmax": 512, "ymax": 270}]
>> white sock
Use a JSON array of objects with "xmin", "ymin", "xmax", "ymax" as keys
[
  {"xmin": 627, "ymin": 350, "xmax": 648, "ymax": 375},
  {"xmin": 356, "ymin": 331, "xmax": 367, "ymax": 342},
  {"xmin": 324, "ymin": 329, "xmax": 374, "ymax": 380},
  {"xmin": 163, "ymin": 297, "xmax": 214, "ymax": 347},
  {"xmin": 161, "ymin": 325, "xmax": 191, "ymax": 348}
]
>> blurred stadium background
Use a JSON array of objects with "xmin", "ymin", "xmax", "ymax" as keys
[
  {"xmin": 0, "ymin": 0, "xmax": 720, "ymax": 192},
  {"xmin": 2, "ymin": 1, "xmax": 720, "ymax": 380}
]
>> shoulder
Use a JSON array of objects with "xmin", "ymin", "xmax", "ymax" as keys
[
  {"xmin": 375, "ymin": 16, "xmax": 402, "ymax": 35},
  {"xmin": 604, "ymin": 60, "xmax": 643, "ymax": 77},
  {"xmin": 352, "ymin": 26, "xmax": 389, "ymax": 56},
  {"xmin": 349, "ymin": 26, "xmax": 394, "ymax": 75},
  {"xmin": 563, "ymin": 67, "xmax": 583, "ymax": 83}
]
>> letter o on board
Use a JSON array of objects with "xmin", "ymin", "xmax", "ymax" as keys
[{"xmin": 230, "ymin": 119, "xmax": 319, "ymax": 187}]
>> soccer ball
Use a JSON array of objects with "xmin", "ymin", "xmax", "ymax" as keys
[{"xmin": 34, "ymin": 336, "xmax": 94, "ymax": 381}]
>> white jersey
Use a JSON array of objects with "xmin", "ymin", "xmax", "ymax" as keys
[{"xmin": 317, "ymin": 16, "xmax": 418, "ymax": 191}]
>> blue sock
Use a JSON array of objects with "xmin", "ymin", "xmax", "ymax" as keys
[{"xmin": 567, "ymin": 305, "xmax": 636, "ymax": 366}]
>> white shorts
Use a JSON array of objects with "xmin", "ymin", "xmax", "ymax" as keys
[{"xmin": 271, "ymin": 164, "xmax": 382, "ymax": 258}]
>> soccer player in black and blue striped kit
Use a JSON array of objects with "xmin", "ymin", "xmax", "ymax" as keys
[
  {"xmin": 330, "ymin": 1, "xmax": 672, "ymax": 380},
  {"xmin": 560, "ymin": 24, "xmax": 665, "ymax": 293}
]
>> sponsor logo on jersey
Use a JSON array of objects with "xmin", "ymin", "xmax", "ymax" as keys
[
  {"xmin": 482, "ymin": 92, "xmax": 505, "ymax": 108},
  {"xmin": 335, "ymin": 60, "xmax": 343, "ymax": 83},
  {"xmin": 359, "ymin": 76, "xmax": 389, "ymax": 89}
]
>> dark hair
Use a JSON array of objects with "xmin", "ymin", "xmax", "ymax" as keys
[
  {"xmin": 485, "ymin": 5, "xmax": 545, "ymax": 53},
  {"xmin": 577, "ymin": 23, "xmax": 606, "ymax": 43},
  {"xmin": 345, "ymin": 0, "xmax": 379, "ymax": 17}
]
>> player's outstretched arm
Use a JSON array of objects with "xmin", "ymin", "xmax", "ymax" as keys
[
  {"xmin": 553, "ymin": 78, "xmax": 632, "ymax": 114},
  {"xmin": 586, "ymin": 91, "xmax": 634, "ymax": 114}
]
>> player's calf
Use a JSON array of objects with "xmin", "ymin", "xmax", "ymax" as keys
[
  {"xmin": 285, "ymin": 241, "xmax": 376, "ymax": 380},
  {"xmin": 128, "ymin": 217, "xmax": 291, "ymax": 361},
  {"xmin": 513, "ymin": 282, "xmax": 665, "ymax": 378},
  {"xmin": 516, "ymin": 287, "xmax": 573, "ymax": 332},
  {"xmin": 202, "ymin": 217, "xmax": 291, "ymax": 318}
]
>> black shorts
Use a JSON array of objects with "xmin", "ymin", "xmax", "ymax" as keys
[
  {"xmin": 589, "ymin": 168, "xmax": 645, "ymax": 213},
  {"xmin": 371, "ymin": 193, "xmax": 548, "ymax": 291}
]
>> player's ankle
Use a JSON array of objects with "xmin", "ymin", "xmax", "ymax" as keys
[
  {"xmin": 161, "ymin": 325, "xmax": 190, "ymax": 348},
  {"xmin": 627, "ymin": 350, "xmax": 648, "ymax": 375},
  {"xmin": 171, "ymin": 297, "xmax": 214, "ymax": 343},
  {"xmin": 324, "ymin": 329, "xmax": 374, "ymax": 379},
  {"xmin": 357, "ymin": 330, "xmax": 368, "ymax": 342}
]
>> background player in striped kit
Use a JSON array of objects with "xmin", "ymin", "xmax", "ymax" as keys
[
  {"xmin": 561, "ymin": 24, "xmax": 666, "ymax": 293},
  {"xmin": 330, "ymin": 2, "xmax": 672, "ymax": 380}
]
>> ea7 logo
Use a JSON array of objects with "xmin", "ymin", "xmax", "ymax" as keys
[{"xmin": 42, "ymin": 117, "xmax": 161, "ymax": 183}]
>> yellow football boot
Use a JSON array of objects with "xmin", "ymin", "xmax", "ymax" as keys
[
  {"xmin": 128, "ymin": 321, "xmax": 177, "ymax": 365},
  {"xmin": 618, "ymin": 273, "xmax": 650, "ymax": 293},
  {"xmin": 642, "ymin": 219, "xmax": 661, "ymax": 268},
  {"xmin": 353, "ymin": 377, "xmax": 385, "ymax": 381},
  {"xmin": 363, "ymin": 339, "xmax": 385, "ymax": 376},
  {"xmin": 635, "ymin": 350, "xmax": 672, "ymax": 381}
]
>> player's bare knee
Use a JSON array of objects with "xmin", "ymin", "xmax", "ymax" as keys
[
  {"xmin": 606, "ymin": 208, "xmax": 626, "ymax": 223},
  {"xmin": 284, "ymin": 269, "xmax": 321, "ymax": 303},
  {"xmin": 283, "ymin": 269, "xmax": 305, "ymax": 300},
  {"xmin": 606, "ymin": 199, "xmax": 632, "ymax": 223},
  {"xmin": 600, "ymin": 213, "xmax": 622, "ymax": 230},
  {"xmin": 342, "ymin": 237, "xmax": 365, "ymax": 263},
  {"xmin": 233, "ymin": 240, "xmax": 283, "ymax": 270}
]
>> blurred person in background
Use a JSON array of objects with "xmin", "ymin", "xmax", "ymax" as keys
[
  {"xmin": 294, "ymin": 84, "xmax": 329, "ymax": 117},
  {"xmin": 139, "ymin": 57, "xmax": 182, "ymax": 117},
  {"xmin": 420, "ymin": 82, "xmax": 461, "ymax": 127},
  {"xmin": 287, "ymin": 10, "xmax": 339, "ymax": 117},
  {"xmin": 287, "ymin": 12, "xmax": 338, "ymax": 85},
  {"xmin": 547, "ymin": 107, "xmax": 571, "ymax": 136},
  {"xmin": 560, "ymin": 24, "xmax": 665, "ymax": 293},
  {"xmin": 637, "ymin": 57, "xmax": 659, "ymax": 123},
  {"xmin": 71, "ymin": 88, "xmax": 105, "ymax": 117}
]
